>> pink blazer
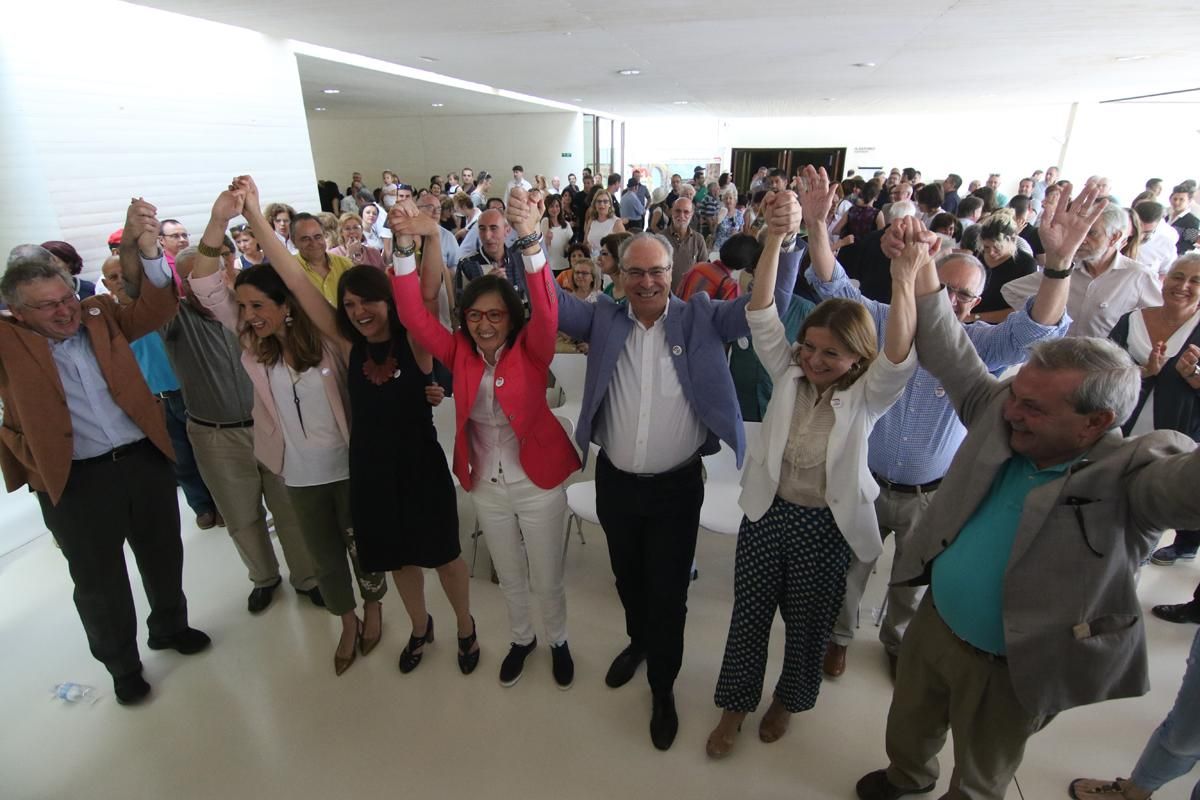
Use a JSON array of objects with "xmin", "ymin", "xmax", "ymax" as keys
[
  {"xmin": 189, "ymin": 272, "xmax": 351, "ymax": 476},
  {"xmin": 392, "ymin": 263, "xmax": 580, "ymax": 491}
]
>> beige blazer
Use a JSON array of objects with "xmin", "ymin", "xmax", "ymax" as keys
[{"xmin": 894, "ymin": 289, "xmax": 1200, "ymax": 716}]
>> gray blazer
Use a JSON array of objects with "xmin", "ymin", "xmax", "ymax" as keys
[{"xmin": 894, "ymin": 289, "xmax": 1200, "ymax": 717}]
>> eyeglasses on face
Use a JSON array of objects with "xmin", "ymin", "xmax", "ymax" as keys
[
  {"xmin": 621, "ymin": 267, "xmax": 670, "ymax": 281},
  {"xmin": 162, "ymin": 232, "xmax": 189, "ymax": 240},
  {"xmin": 464, "ymin": 308, "xmax": 509, "ymax": 324},
  {"xmin": 24, "ymin": 293, "xmax": 79, "ymax": 312},
  {"xmin": 945, "ymin": 285, "xmax": 979, "ymax": 303}
]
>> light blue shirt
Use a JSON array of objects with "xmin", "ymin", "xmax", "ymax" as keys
[
  {"xmin": 931, "ymin": 455, "xmax": 1075, "ymax": 654},
  {"xmin": 806, "ymin": 262, "xmax": 1070, "ymax": 484},
  {"xmin": 51, "ymin": 252, "xmax": 173, "ymax": 459}
]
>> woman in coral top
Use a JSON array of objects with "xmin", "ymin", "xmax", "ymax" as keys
[{"xmin": 389, "ymin": 190, "xmax": 582, "ymax": 690}]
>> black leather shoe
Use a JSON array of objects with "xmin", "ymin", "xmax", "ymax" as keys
[
  {"xmin": 1152, "ymin": 602, "xmax": 1200, "ymax": 624},
  {"xmin": 247, "ymin": 578, "xmax": 282, "ymax": 614},
  {"xmin": 604, "ymin": 643, "xmax": 646, "ymax": 688},
  {"xmin": 297, "ymin": 585, "xmax": 325, "ymax": 608},
  {"xmin": 147, "ymin": 627, "xmax": 211, "ymax": 655},
  {"xmin": 855, "ymin": 769, "xmax": 935, "ymax": 800},
  {"xmin": 499, "ymin": 638, "xmax": 537, "ymax": 687},
  {"xmin": 113, "ymin": 671, "xmax": 151, "ymax": 706},
  {"xmin": 650, "ymin": 691, "xmax": 678, "ymax": 751}
]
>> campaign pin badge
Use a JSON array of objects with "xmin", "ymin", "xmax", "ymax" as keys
[
  {"xmin": 88, "ymin": 307, "xmax": 101, "ymax": 316},
  {"xmin": 672, "ymin": 345, "xmax": 682, "ymax": 356},
  {"xmin": 496, "ymin": 377, "xmax": 505, "ymax": 387},
  {"xmin": 934, "ymin": 386, "xmax": 945, "ymax": 398},
  {"xmin": 831, "ymin": 397, "xmax": 843, "ymax": 408}
]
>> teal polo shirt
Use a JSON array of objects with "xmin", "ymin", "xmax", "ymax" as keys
[{"xmin": 931, "ymin": 454, "xmax": 1074, "ymax": 655}]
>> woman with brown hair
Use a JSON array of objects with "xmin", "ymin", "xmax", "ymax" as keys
[
  {"xmin": 189, "ymin": 184, "xmax": 388, "ymax": 677},
  {"xmin": 706, "ymin": 172, "xmax": 919, "ymax": 758}
]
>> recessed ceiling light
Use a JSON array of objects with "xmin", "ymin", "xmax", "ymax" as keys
[
  {"xmin": 1115, "ymin": 54, "xmax": 1149, "ymax": 62},
  {"xmin": 572, "ymin": 98, "xmax": 583, "ymax": 102},
  {"xmin": 314, "ymin": 107, "xmax": 326, "ymax": 111},
  {"xmin": 418, "ymin": 55, "xmax": 438, "ymax": 63},
  {"xmin": 431, "ymin": 103, "xmax": 444, "ymax": 107},
  {"xmin": 823, "ymin": 97, "xmax": 836, "ymax": 101},
  {"xmin": 617, "ymin": 69, "xmax": 641, "ymax": 76},
  {"xmin": 322, "ymin": 88, "xmax": 340, "ymax": 94},
  {"xmin": 853, "ymin": 61, "xmax": 876, "ymax": 68},
  {"xmin": 563, "ymin": 31, "xmax": 572, "ymax": 37},
  {"xmin": 673, "ymin": 100, "xmax": 689, "ymax": 105}
]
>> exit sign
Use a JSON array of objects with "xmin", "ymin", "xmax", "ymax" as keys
[{"xmin": 561, "ymin": 152, "xmax": 572, "ymax": 157}]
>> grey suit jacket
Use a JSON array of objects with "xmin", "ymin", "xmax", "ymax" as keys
[{"xmin": 894, "ymin": 289, "xmax": 1200, "ymax": 717}]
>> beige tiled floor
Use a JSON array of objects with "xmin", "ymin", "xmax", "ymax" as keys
[{"xmin": 1, "ymin": 482, "xmax": 1197, "ymax": 800}]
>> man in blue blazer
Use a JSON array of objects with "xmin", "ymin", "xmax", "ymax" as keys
[{"xmin": 548, "ymin": 191, "xmax": 803, "ymax": 750}]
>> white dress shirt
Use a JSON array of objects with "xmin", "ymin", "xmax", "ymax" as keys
[
  {"xmin": 467, "ymin": 344, "xmax": 529, "ymax": 485},
  {"xmin": 594, "ymin": 303, "xmax": 707, "ymax": 474},
  {"xmin": 268, "ymin": 362, "xmax": 350, "ymax": 487},
  {"xmin": 1141, "ymin": 222, "xmax": 1181, "ymax": 277},
  {"xmin": 1001, "ymin": 254, "xmax": 1163, "ymax": 338}
]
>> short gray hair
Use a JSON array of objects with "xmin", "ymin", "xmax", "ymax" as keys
[
  {"xmin": 1169, "ymin": 252, "xmax": 1200, "ymax": 274},
  {"xmin": 618, "ymin": 232, "xmax": 674, "ymax": 269},
  {"xmin": 174, "ymin": 246, "xmax": 199, "ymax": 276},
  {"xmin": 2, "ymin": 245, "xmax": 73, "ymax": 307},
  {"xmin": 1026, "ymin": 337, "xmax": 1140, "ymax": 428},
  {"xmin": 1097, "ymin": 203, "xmax": 1130, "ymax": 240},
  {"xmin": 936, "ymin": 251, "xmax": 988, "ymax": 295},
  {"xmin": 884, "ymin": 200, "xmax": 917, "ymax": 224}
]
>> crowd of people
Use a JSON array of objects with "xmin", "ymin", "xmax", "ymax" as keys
[{"xmin": 3, "ymin": 156, "xmax": 1200, "ymax": 800}]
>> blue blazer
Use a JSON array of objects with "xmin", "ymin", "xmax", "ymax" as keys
[{"xmin": 555, "ymin": 251, "xmax": 801, "ymax": 468}]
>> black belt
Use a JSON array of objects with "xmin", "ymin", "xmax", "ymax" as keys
[
  {"xmin": 188, "ymin": 416, "xmax": 254, "ymax": 429},
  {"xmin": 155, "ymin": 389, "xmax": 182, "ymax": 399},
  {"xmin": 872, "ymin": 473, "xmax": 942, "ymax": 494},
  {"xmin": 75, "ymin": 438, "xmax": 154, "ymax": 466},
  {"xmin": 599, "ymin": 449, "xmax": 701, "ymax": 480}
]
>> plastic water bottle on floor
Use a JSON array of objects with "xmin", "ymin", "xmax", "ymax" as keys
[{"xmin": 52, "ymin": 682, "xmax": 98, "ymax": 704}]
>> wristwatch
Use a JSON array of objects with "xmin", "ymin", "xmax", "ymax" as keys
[{"xmin": 1043, "ymin": 266, "xmax": 1072, "ymax": 279}]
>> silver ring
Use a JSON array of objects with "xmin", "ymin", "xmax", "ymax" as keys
[{"xmin": 1193, "ymin": 365, "xmax": 1200, "ymax": 377}]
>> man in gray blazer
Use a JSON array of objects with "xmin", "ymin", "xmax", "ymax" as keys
[{"xmin": 856, "ymin": 208, "xmax": 1200, "ymax": 800}]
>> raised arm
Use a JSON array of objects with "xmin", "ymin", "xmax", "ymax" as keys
[
  {"xmin": 1030, "ymin": 181, "xmax": 1107, "ymax": 325},
  {"xmin": 506, "ymin": 187, "xmax": 559, "ymax": 366},
  {"xmin": 234, "ymin": 175, "xmax": 344, "ymax": 345},
  {"xmin": 387, "ymin": 200, "xmax": 446, "ymax": 371},
  {"xmin": 117, "ymin": 198, "xmax": 163, "ymax": 298},
  {"xmin": 881, "ymin": 217, "xmax": 923, "ymax": 365},
  {"xmin": 796, "ymin": 165, "xmax": 840, "ymax": 285},
  {"xmin": 748, "ymin": 190, "xmax": 803, "ymax": 311},
  {"xmin": 110, "ymin": 197, "xmax": 178, "ymax": 339}
]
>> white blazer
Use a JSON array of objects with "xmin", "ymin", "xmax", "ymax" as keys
[{"xmin": 738, "ymin": 305, "xmax": 917, "ymax": 561}]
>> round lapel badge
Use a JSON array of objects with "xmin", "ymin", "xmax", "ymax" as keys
[
  {"xmin": 88, "ymin": 307, "xmax": 101, "ymax": 316},
  {"xmin": 934, "ymin": 386, "xmax": 945, "ymax": 398},
  {"xmin": 496, "ymin": 377, "xmax": 505, "ymax": 387}
]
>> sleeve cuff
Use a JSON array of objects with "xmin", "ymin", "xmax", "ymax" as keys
[
  {"xmin": 140, "ymin": 253, "xmax": 173, "ymax": 288},
  {"xmin": 522, "ymin": 250, "xmax": 547, "ymax": 273},
  {"xmin": 394, "ymin": 254, "xmax": 417, "ymax": 276},
  {"xmin": 746, "ymin": 304, "xmax": 777, "ymax": 323}
]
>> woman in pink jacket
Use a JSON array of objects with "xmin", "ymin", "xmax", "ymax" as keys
[{"xmin": 389, "ymin": 194, "xmax": 582, "ymax": 690}]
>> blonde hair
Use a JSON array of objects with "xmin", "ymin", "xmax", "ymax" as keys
[
  {"xmin": 586, "ymin": 189, "xmax": 614, "ymax": 223},
  {"xmin": 796, "ymin": 298, "xmax": 878, "ymax": 391}
]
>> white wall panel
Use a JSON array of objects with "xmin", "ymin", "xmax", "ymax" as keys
[
  {"xmin": 307, "ymin": 113, "xmax": 585, "ymax": 199},
  {"xmin": 0, "ymin": 0, "xmax": 320, "ymax": 281}
]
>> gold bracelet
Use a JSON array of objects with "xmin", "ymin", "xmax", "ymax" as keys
[{"xmin": 197, "ymin": 241, "xmax": 222, "ymax": 258}]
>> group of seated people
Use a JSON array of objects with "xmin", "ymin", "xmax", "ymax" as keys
[{"xmin": 3, "ymin": 157, "xmax": 1200, "ymax": 800}]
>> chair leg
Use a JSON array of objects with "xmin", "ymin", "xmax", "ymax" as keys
[
  {"xmin": 574, "ymin": 513, "xmax": 586, "ymax": 545},
  {"xmin": 874, "ymin": 594, "xmax": 888, "ymax": 627},
  {"xmin": 469, "ymin": 523, "xmax": 482, "ymax": 578}
]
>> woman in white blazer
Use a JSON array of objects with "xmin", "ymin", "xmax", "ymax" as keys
[{"xmin": 707, "ymin": 174, "xmax": 922, "ymax": 758}]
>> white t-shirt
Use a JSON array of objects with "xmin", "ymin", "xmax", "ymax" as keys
[{"xmin": 267, "ymin": 361, "xmax": 350, "ymax": 487}]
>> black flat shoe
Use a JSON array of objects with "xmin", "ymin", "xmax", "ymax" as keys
[
  {"xmin": 399, "ymin": 615, "xmax": 434, "ymax": 674},
  {"xmin": 297, "ymin": 585, "xmax": 325, "ymax": 608},
  {"xmin": 147, "ymin": 627, "xmax": 211, "ymax": 655},
  {"xmin": 114, "ymin": 671, "xmax": 151, "ymax": 706},
  {"xmin": 605, "ymin": 643, "xmax": 646, "ymax": 688},
  {"xmin": 1152, "ymin": 602, "xmax": 1200, "ymax": 624},
  {"xmin": 650, "ymin": 691, "xmax": 678, "ymax": 751},
  {"xmin": 855, "ymin": 769, "xmax": 936, "ymax": 800},
  {"xmin": 458, "ymin": 616, "xmax": 480, "ymax": 675},
  {"xmin": 247, "ymin": 578, "xmax": 282, "ymax": 614}
]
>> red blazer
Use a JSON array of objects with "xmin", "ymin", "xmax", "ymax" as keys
[{"xmin": 392, "ymin": 263, "xmax": 580, "ymax": 491}]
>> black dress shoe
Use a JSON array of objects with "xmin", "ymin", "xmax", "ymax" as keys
[
  {"xmin": 855, "ymin": 769, "xmax": 935, "ymax": 800},
  {"xmin": 297, "ymin": 585, "xmax": 325, "ymax": 608},
  {"xmin": 114, "ymin": 671, "xmax": 151, "ymax": 706},
  {"xmin": 650, "ymin": 691, "xmax": 678, "ymax": 751},
  {"xmin": 147, "ymin": 627, "xmax": 211, "ymax": 655},
  {"xmin": 247, "ymin": 578, "xmax": 282, "ymax": 614},
  {"xmin": 1152, "ymin": 602, "xmax": 1200, "ymax": 624},
  {"xmin": 604, "ymin": 643, "xmax": 646, "ymax": 688}
]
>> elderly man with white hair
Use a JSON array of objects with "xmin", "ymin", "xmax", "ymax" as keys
[{"xmin": 1002, "ymin": 202, "xmax": 1162, "ymax": 338}]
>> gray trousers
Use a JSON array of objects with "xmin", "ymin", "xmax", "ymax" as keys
[
  {"xmin": 187, "ymin": 421, "xmax": 317, "ymax": 590},
  {"xmin": 832, "ymin": 485, "xmax": 934, "ymax": 652}
]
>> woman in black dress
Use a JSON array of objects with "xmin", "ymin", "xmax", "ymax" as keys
[{"xmin": 337, "ymin": 266, "xmax": 477, "ymax": 674}]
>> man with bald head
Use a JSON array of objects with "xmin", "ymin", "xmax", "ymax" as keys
[
  {"xmin": 0, "ymin": 200, "xmax": 209, "ymax": 706},
  {"xmin": 454, "ymin": 206, "xmax": 529, "ymax": 306},
  {"xmin": 664, "ymin": 196, "xmax": 708, "ymax": 293},
  {"xmin": 511, "ymin": 186, "xmax": 803, "ymax": 750},
  {"xmin": 802, "ymin": 166, "xmax": 1078, "ymax": 679}
]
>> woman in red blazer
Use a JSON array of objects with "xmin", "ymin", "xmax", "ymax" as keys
[{"xmin": 390, "ymin": 200, "xmax": 582, "ymax": 690}]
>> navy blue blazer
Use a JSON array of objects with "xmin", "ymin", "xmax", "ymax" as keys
[{"xmin": 555, "ymin": 250, "xmax": 801, "ymax": 468}]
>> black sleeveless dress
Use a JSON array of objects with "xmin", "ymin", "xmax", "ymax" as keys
[{"xmin": 348, "ymin": 334, "xmax": 460, "ymax": 571}]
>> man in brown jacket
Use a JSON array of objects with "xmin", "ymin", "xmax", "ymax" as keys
[{"xmin": 0, "ymin": 198, "xmax": 209, "ymax": 705}]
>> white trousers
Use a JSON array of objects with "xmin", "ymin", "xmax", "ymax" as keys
[{"xmin": 471, "ymin": 475, "xmax": 569, "ymax": 646}]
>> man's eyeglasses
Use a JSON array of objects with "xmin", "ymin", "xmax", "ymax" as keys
[
  {"xmin": 464, "ymin": 308, "xmax": 509, "ymax": 324},
  {"xmin": 945, "ymin": 285, "xmax": 979, "ymax": 303},
  {"xmin": 24, "ymin": 293, "xmax": 79, "ymax": 312},
  {"xmin": 162, "ymin": 232, "xmax": 189, "ymax": 240},
  {"xmin": 622, "ymin": 267, "xmax": 670, "ymax": 281}
]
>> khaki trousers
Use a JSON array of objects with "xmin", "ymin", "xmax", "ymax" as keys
[
  {"xmin": 186, "ymin": 421, "xmax": 316, "ymax": 590},
  {"xmin": 884, "ymin": 595, "xmax": 1052, "ymax": 800}
]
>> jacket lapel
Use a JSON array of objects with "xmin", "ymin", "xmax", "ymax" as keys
[{"xmin": 15, "ymin": 324, "xmax": 66, "ymax": 400}]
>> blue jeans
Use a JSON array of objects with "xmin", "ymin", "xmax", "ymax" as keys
[
  {"xmin": 160, "ymin": 392, "xmax": 215, "ymax": 516},
  {"xmin": 1130, "ymin": 625, "xmax": 1200, "ymax": 798}
]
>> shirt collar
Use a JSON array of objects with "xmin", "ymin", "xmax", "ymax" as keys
[{"xmin": 625, "ymin": 298, "xmax": 670, "ymax": 328}]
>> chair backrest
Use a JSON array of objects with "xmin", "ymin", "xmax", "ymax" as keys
[{"xmin": 550, "ymin": 353, "xmax": 588, "ymax": 407}]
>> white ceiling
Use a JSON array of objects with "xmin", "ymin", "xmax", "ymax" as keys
[{"xmin": 131, "ymin": 0, "xmax": 1200, "ymax": 118}]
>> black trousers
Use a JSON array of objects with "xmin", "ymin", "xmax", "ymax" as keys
[
  {"xmin": 595, "ymin": 451, "xmax": 704, "ymax": 694},
  {"xmin": 37, "ymin": 440, "xmax": 188, "ymax": 678}
]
